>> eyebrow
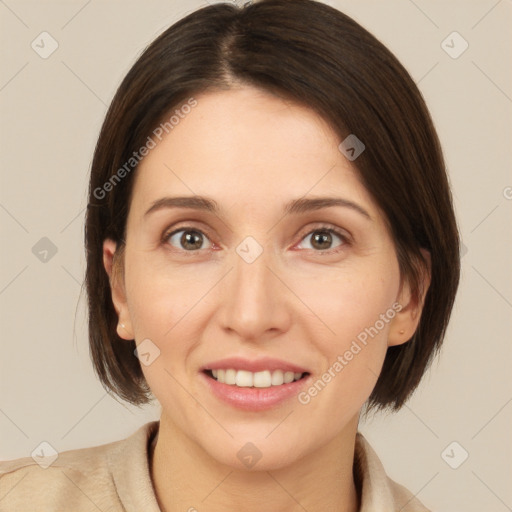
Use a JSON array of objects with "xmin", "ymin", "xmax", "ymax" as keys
[{"xmin": 144, "ymin": 195, "xmax": 372, "ymax": 220}]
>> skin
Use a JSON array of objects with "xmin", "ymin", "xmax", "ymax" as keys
[{"xmin": 103, "ymin": 86, "xmax": 429, "ymax": 512}]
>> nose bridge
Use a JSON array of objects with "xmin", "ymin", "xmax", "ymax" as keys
[{"xmin": 221, "ymin": 236, "xmax": 289, "ymax": 339}]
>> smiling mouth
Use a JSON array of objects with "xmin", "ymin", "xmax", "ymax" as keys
[{"xmin": 204, "ymin": 369, "xmax": 310, "ymax": 388}]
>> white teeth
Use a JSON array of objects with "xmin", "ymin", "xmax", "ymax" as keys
[
  {"xmin": 253, "ymin": 370, "xmax": 271, "ymax": 388},
  {"xmin": 283, "ymin": 371, "xmax": 295, "ymax": 384},
  {"xmin": 235, "ymin": 370, "xmax": 253, "ymax": 387},
  {"xmin": 271, "ymin": 371, "xmax": 284, "ymax": 386},
  {"xmin": 225, "ymin": 368, "xmax": 236, "ymax": 385},
  {"xmin": 209, "ymin": 368, "xmax": 305, "ymax": 387}
]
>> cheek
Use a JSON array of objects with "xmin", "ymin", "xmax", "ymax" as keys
[
  {"xmin": 293, "ymin": 257, "xmax": 399, "ymax": 393},
  {"xmin": 125, "ymin": 248, "xmax": 210, "ymax": 338},
  {"xmin": 123, "ymin": 250, "xmax": 227, "ymax": 394},
  {"xmin": 124, "ymin": 262, "xmax": 203, "ymax": 409},
  {"xmin": 295, "ymin": 261, "xmax": 400, "ymax": 344},
  {"xmin": 293, "ymin": 270, "xmax": 398, "ymax": 431}
]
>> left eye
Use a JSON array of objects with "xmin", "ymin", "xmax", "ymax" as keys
[{"xmin": 297, "ymin": 228, "xmax": 347, "ymax": 252}]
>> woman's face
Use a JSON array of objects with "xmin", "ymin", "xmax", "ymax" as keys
[{"xmin": 105, "ymin": 86, "xmax": 417, "ymax": 470}]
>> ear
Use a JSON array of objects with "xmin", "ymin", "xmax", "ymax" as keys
[
  {"xmin": 388, "ymin": 249, "xmax": 431, "ymax": 347},
  {"xmin": 103, "ymin": 238, "xmax": 134, "ymax": 340}
]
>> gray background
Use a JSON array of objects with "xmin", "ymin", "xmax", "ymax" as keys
[{"xmin": 1, "ymin": 0, "xmax": 511, "ymax": 510}]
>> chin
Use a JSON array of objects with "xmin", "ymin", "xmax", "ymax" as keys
[{"xmin": 202, "ymin": 434, "xmax": 308, "ymax": 472}]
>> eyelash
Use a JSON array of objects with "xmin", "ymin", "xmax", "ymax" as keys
[{"xmin": 161, "ymin": 223, "xmax": 351, "ymax": 255}]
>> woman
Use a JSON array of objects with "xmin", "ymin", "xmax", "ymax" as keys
[{"xmin": 0, "ymin": 0, "xmax": 459, "ymax": 510}]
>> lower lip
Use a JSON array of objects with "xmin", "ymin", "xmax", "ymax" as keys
[{"xmin": 200, "ymin": 371, "xmax": 310, "ymax": 411}]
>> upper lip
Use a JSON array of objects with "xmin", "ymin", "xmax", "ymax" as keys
[{"xmin": 201, "ymin": 357, "xmax": 309, "ymax": 374}]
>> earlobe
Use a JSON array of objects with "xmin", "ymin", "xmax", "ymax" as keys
[
  {"xmin": 103, "ymin": 238, "xmax": 134, "ymax": 340},
  {"xmin": 387, "ymin": 295, "xmax": 418, "ymax": 347},
  {"xmin": 388, "ymin": 249, "xmax": 431, "ymax": 347}
]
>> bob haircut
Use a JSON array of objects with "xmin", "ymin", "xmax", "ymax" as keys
[{"xmin": 85, "ymin": 0, "xmax": 460, "ymax": 412}]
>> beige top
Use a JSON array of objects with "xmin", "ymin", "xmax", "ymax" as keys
[{"xmin": 0, "ymin": 421, "xmax": 430, "ymax": 511}]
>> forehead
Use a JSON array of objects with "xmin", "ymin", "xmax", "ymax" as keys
[{"xmin": 130, "ymin": 86, "xmax": 375, "ymax": 217}]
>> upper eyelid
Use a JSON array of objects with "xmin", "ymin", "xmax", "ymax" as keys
[{"xmin": 164, "ymin": 222, "xmax": 216, "ymax": 241}]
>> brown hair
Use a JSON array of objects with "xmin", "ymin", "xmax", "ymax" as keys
[{"xmin": 85, "ymin": 0, "xmax": 460, "ymax": 411}]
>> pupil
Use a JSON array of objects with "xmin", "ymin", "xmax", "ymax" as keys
[
  {"xmin": 312, "ymin": 231, "xmax": 331, "ymax": 250},
  {"xmin": 182, "ymin": 230, "xmax": 203, "ymax": 250}
]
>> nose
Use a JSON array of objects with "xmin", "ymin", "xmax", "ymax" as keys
[{"xmin": 218, "ymin": 241, "xmax": 292, "ymax": 343}]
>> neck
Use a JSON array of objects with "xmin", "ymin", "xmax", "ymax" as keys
[{"xmin": 150, "ymin": 412, "xmax": 360, "ymax": 512}]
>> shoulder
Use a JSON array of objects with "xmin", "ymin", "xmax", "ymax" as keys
[
  {"xmin": 0, "ymin": 442, "xmax": 121, "ymax": 511},
  {"xmin": 355, "ymin": 432, "xmax": 432, "ymax": 512},
  {"xmin": 0, "ymin": 421, "xmax": 160, "ymax": 512}
]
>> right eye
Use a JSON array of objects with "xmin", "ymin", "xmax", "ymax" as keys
[{"xmin": 163, "ymin": 227, "xmax": 213, "ymax": 252}]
